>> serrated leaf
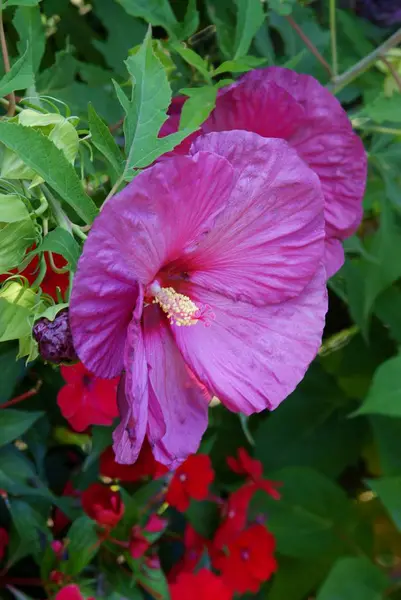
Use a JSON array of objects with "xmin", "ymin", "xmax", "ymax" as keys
[
  {"xmin": 354, "ymin": 355, "xmax": 401, "ymax": 417},
  {"xmin": 171, "ymin": 43, "xmax": 211, "ymax": 82},
  {"xmin": 35, "ymin": 228, "xmax": 80, "ymax": 271},
  {"xmin": 179, "ymin": 86, "xmax": 217, "ymax": 130},
  {"xmin": 364, "ymin": 94, "xmax": 401, "ymax": 124},
  {"xmin": 13, "ymin": 5, "xmax": 45, "ymax": 73},
  {"xmin": 88, "ymin": 104, "xmax": 123, "ymax": 176},
  {"xmin": 234, "ymin": 0, "xmax": 265, "ymax": 59},
  {"xmin": 0, "ymin": 409, "xmax": 44, "ymax": 446},
  {"xmin": 0, "ymin": 47, "xmax": 33, "ymax": 98},
  {"xmin": 316, "ymin": 557, "xmax": 388, "ymax": 600},
  {"xmin": 64, "ymin": 516, "xmax": 99, "ymax": 575},
  {"xmin": 121, "ymin": 29, "xmax": 193, "ymax": 174},
  {"xmin": 0, "ymin": 122, "xmax": 98, "ymax": 224}
]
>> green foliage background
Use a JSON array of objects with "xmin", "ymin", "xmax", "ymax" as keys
[{"xmin": 1, "ymin": 0, "xmax": 401, "ymax": 598}]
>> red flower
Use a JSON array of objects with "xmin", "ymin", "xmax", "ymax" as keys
[
  {"xmin": 0, "ymin": 250, "xmax": 69, "ymax": 300},
  {"xmin": 57, "ymin": 362, "xmax": 119, "ymax": 432},
  {"xmin": 129, "ymin": 514, "xmax": 167, "ymax": 559},
  {"xmin": 169, "ymin": 524, "xmax": 207, "ymax": 581},
  {"xmin": 0, "ymin": 528, "xmax": 9, "ymax": 561},
  {"xmin": 213, "ymin": 485, "xmax": 254, "ymax": 550},
  {"xmin": 166, "ymin": 455, "xmax": 214, "ymax": 512},
  {"xmin": 227, "ymin": 448, "xmax": 281, "ymax": 500},
  {"xmin": 81, "ymin": 483, "xmax": 124, "ymax": 529},
  {"xmin": 218, "ymin": 525, "xmax": 276, "ymax": 594},
  {"xmin": 100, "ymin": 441, "xmax": 167, "ymax": 483},
  {"xmin": 55, "ymin": 585, "xmax": 93, "ymax": 600},
  {"xmin": 170, "ymin": 569, "xmax": 232, "ymax": 600}
]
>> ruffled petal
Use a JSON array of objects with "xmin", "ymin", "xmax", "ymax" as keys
[
  {"xmin": 325, "ymin": 237, "xmax": 344, "ymax": 278},
  {"xmin": 143, "ymin": 304, "xmax": 210, "ymax": 467},
  {"xmin": 203, "ymin": 67, "xmax": 367, "ymax": 272},
  {"xmin": 173, "ymin": 266, "xmax": 327, "ymax": 415},
  {"xmin": 113, "ymin": 297, "xmax": 149, "ymax": 465},
  {"xmin": 185, "ymin": 132, "xmax": 325, "ymax": 305}
]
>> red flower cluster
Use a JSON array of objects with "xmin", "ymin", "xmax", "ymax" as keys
[
  {"xmin": 166, "ymin": 454, "xmax": 214, "ymax": 511},
  {"xmin": 170, "ymin": 569, "xmax": 233, "ymax": 600},
  {"xmin": 100, "ymin": 441, "xmax": 167, "ymax": 483},
  {"xmin": 57, "ymin": 362, "xmax": 119, "ymax": 432},
  {"xmin": 81, "ymin": 483, "xmax": 124, "ymax": 529},
  {"xmin": 0, "ymin": 250, "xmax": 69, "ymax": 300}
]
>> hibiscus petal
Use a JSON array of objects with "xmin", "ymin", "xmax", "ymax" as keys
[
  {"xmin": 143, "ymin": 304, "xmax": 210, "ymax": 466},
  {"xmin": 113, "ymin": 313, "xmax": 149, "ymax": 465},
  {"xmin": 71, "ymin": 152, "xmax": 234, "ymax": 376},
  {"xmin": 187, "ymin": 132, "xmax": 325, "ymax": 305},
  {"xmin": 173, "ymin": 266, "xmax": 327, "ymax": 414},
  {"xmin": 325, "ymin": 237, "xmax": 345, "ymax": 278}
]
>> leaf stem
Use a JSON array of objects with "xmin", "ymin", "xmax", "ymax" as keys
[
  {"xmin": 0, "ymin": 1, "xmax": 15, "ymax": 117},
  {"xmin": 102, "ymin": 173, "xmax": 124, "ymax": 208},
  {"xmin": 329, "ymin": 0, "xmax": 338, "ymax": 77},
  {"xmin": 285, "ymin": 15, "xmax": 333, "ymax": 77},
  {"xmin": 330, "ymin": 26, "xmax": 401, "ymax": 92}
]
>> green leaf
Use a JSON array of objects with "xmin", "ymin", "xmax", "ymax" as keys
[
  {"xmin": 367, "ymin": 476, "xmax": 401, "ymax": 531},
  {"xmin": 176, "ymin": 0, "xmax": 199, "ymax": 40},
  {"xmin": 9, "ymin": 499, "xmax": 51, "ymax": 562},
  {"xmin": 254, "ymin": 365, "xmax": 365, "ymax": 477},
  {"xmin": 0, "ymin": 47, "xmax": 33, "ymax": 98},
  {"xmin": 316, "ymin": 557, "xmax": 388, "ymax": 600},
  {"xmin": 0, "ymin": 194, "xmax": 29, "ymax": 223},
  {"xmin": 88, "ymin": 104, "xmax": 123, "ymax": 176},
  {"xmin": 234, "ymin": 0, "xmax": 265, "ymax": 59},
  {"xmin": 121, "ymin": 29, "xmax": 193, "ymax": 174},
  {"xmin": 0, "ymin": 345, "xmax": 26, "ymax": 404},
  {"xmin": 35, "ymin": 228, "xmax": 80, "ymax": 271},
  {"xmin": 179, "ymin": 86, "xmax": 217, "ymax": 130},
  {"xmin": 0, "ymin": 282, "xmax": 43, "ymax": 342},
  {"xmin": 0, "ymin": 409, "xmax": 43, "ymax": 447},
  {"xmin": 137, "ymin": 563, "xmax": 170, "ymax": 600},
  {"xmin": 267, "ymin": 556, "xmax": 331, "ymax": 600},
  {"xmin": 267, "ymin": 0, "xmax": 296, "ymax": 17},
  {"xmin": 374, "ymin": 287, "xmax": 401, "ymax": 344},
  {"xmin": 364, "ymin": 94, "xmax": 401, "ymax": 124},
  {"xmin": 212, "ymin": 56, "xmax": 266, "ymax": 75},
  {"xmin": 3, "ymin": 0, "xmax": 40, "ymax": 6},
  {"xmin": 371, "ymin": 416, "xmax": 401, "ymax": 476},
  {"xmin": 186, "ymin": 500, "xmax": 220, "ymax": 538},
  {"xmin": 0, "ymin": 122, "xmax": 98, "ymax": 224},
  {"xmin": 171, "ymin": 43, "xmax": 211, "ymax": 82},
  {"xmin": 82, "ymin": 425, "xmax": 113, "ymax": 472},
  {"xmin": 0, "ymin": 219, "xmax": 35, "ymax": 272},
  {"xmin": 205, "ymin": 0, "xmax": 236, "ymax": 59},
  {"xmin": 13, "ymin": 5, "xmax": 45, "ymax": 73},
  {"xmin": 251, "ymin": 467, "xmax": 367, "ymax": 559},
  {"xmin": 92, "ymin": 0, "xmax": 147, "ymax": 76},
  {"xmin": 64, "ymin": 516, "xmax": 99, "ymax": 576},
  {"xmin": 117, "ymin": 0, "xmax": 178, "ymax": 37},
  {"xmin": 354, "ymin": 355, "xmax": 401, "ymax": 417}
]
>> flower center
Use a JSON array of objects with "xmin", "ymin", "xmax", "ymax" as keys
[{"xmin": 149, "ymin": 282, "xmax": 207, "ymax": 327}]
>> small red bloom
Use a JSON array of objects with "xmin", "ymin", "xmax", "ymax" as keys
[
  {"xmin": 81, "ymin": 483, "xmax": 124, "ymax": 529},
  {"xmin": 0, "ymin": 528, "xmax": 9, "ymax": 561},
  {"xmin": 227, "ymin": 448, "xmax": 263, "ymax": 480},
  {"xmin": 100, "ymin": 442, "xmax": 167, "ymax": 483},
  {"xmin": 166, "ymin": 455, "xmax": 214, "ymax": 512},
  {"xmin": 55, "ymin": 584, "xmax": 93, "ymax": 600},
  {"xmin": 170, "ymin": 569, "xmax": 233, "ymax": 600},
  {"xmin": 50, "ymin": 570, "xmax": 65, "ymax": 585},
  {"xmin": 129, "ymin": 514, "xmax": 167, "ymax": 559},
  {"xmin": 57, "ymin": 362, "xmax": 119, "ymax": 432},
  {"xmin": 213, "ymin": 485, "xmax": 254, "ymax": 550},
  {"xmin": 218, "ymin": 525, "xmax": 277, "ymax": 594}
]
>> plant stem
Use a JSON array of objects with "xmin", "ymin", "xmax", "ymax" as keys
[
  {"xmin": 331, "ymin": 27, "xmax": 401, "ymax": 92},
  {"xmin": 353, "ymin": 124, "xmax": 401, "ymax": 136},
  {"xmin": 0, "ymin": 1, "xmax": 15, "ymax": 117},
  {"xmin": 380, "ymin": 55, "xmax": 401, "ymax": 93},
  {"xmin": 0, "ymin": 381, "xmax": 42, "ymax": 410},
  {"xmin": 285, "ymin": 15, "xmax": 333, "ymax": 77},
  {"xmin": 329, "ymin": 0, "xmax": 338, "ymax": 77},
  {"xmin": 102, "ymin": 174, "xmax": 124, "ymax": 208}
]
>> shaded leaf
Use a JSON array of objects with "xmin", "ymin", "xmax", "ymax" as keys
[
  {"xmin": 88, "ymin": 103, "xmax": 123, "ymax": 176},
  {"xmin": 13, "ymin": 5, "xmax": 45, "ymax": 73},
  {"xmin": 35, "ymin": 228, "xmax": 80, "ymax": 271},
  {"xmin": 234, "ymin": 0, "xmax": 265, "ymax": 59},
  {"xmin": 316, "ymin": 557, "xmax": 388, "ymax": 600},
  {"xmin": 0, "ymin": 409, "xmax": 44, "ymax": 447},
  {"xmin": 354, "ymin": 355, "xmax": 401, "ymax": 417},
  {"xmin": 0, "ymin": 47, "xmax": 33, "ymax": 98}
]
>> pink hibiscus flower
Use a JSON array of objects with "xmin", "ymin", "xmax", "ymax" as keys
[
  {"xmin": 162, "ymin": 67, "xmax": 367, "ymax": 277},
  {"xmin": 70, "ymin": 130, "xmax": 327, "ymax": 467}
]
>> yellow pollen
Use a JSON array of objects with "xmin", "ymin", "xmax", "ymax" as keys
[{"xmin": 153, "ymin": 286, "xmax": 200, "ymax": 327}]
